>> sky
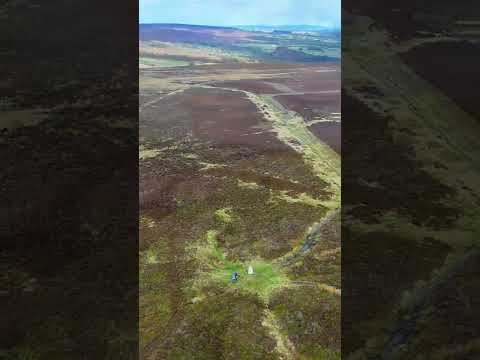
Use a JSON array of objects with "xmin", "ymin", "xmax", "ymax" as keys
[{"xmin": 139, "ymin": 0, "xmax": 341, "ymax": 28}]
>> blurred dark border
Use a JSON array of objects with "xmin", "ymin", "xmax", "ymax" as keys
[
  {"xmin": 1, "ymin": 1, "xmax": 138, "ymax": 359},
  {"xmin": 342, "ymin": 1, "xmax": 480, "ymax": 359}
]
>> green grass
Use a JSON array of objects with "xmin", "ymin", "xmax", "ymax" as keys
[
  {"xmin": 139, "ymin": 148, "xmax": 162, "ymax": 160},
  {"xmin": 139, "ymin": 56, "xmax": 189, "ymax": 68},
  {"xmin": 214, "ymin": 207, "xmax": 233, "ymax": 224},
  {"xmin": 193, "ymin": 227, "xmax": 290, "ymax": 302},
  {"xmin": 210, "ymin": 258, "xmax": 290, "ymax": 301}
]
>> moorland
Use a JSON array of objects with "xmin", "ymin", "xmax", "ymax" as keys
[{"xmin": 139, "ymin": 24, "xmax": 341, "ymax": 359}]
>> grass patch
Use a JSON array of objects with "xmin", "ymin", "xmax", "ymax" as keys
[
  {"xmin": 274, "ymin": 190, "xmax": 325, "ymax": 207},
  {"xmin": 214, "ymin": 208, "xmax": 233, "ymax": 224},
  {"xmin": 237, "ymin": 178, "xmax": 261, "ymax": 190},
  {"xmin": 193, "ymin": 227, "xmax": 290, "ymax": 302},
  {"xmin": 139, "ymin": 148, "xmax": 162, "ymax": 160},
  {"xmin": 144, "ymin": 249, "xmax": 159, "ymax": 265},
  {"xmin": 139, "ymin": 56, "xmax": 189, "ymax": 68},
  {"xmin": 210, "ymin": 258, "xmax": 290, "ymax": 301}
]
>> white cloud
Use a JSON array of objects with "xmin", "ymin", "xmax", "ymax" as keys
[{"xmin": 140, "ymin": 0, "xmax": 340, "ymax": 27}]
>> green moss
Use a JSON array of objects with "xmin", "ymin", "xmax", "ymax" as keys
[
  {"xmin": 144, "ymin": 249, "xmax": 159, "ymax": 265},
  {"xmin": 215, "ymin": 207, "xmax": 233, "ymax": 224},
  {"xmin": 196, "ymin": 230, "xmax": 226, "ymax": 265}
]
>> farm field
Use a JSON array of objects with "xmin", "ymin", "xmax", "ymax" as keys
[{"xmin": 139, "ymin": 24, "xmax": 340, "ymax": 359}]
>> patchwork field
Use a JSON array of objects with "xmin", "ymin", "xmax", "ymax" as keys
[{"xmin": 139, "ymin": 24, "xmax": 340, "ymax": 360}]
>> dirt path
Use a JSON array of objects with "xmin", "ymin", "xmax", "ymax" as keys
[
  {"xmin": 291, "ymin": 280, "xmax": 341, "ymax": 296},
  {"xmin": 266, "ymin": 90, "xmax": 341, "ymax": 97},
  {"xmin": 253, "ymin": 93, "xmax": 340, "ymax": 194},
  {"xmin": 262, "ymin": 309, "xmax": 297, "ymax": 360},
  {"xmin": 279, "ymin": 208, "xmax": 340, "ymax": 267},
  {"xmin": 139, "ymin": 87, "xmax": 188, "ymax": 113}
]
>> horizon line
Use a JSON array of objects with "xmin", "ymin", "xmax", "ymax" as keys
[{"xmin": 139, "ymin": 22, "xmax": 340, "ymax": 28}]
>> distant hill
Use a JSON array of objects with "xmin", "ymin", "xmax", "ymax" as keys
[
  {"xmin": 139, "ymin": 23, "xmax": 340, "ymax": 63},
  {"xmin": 235, "ymin": 24, "xmax": 340, "ymax": 34},
  {"xmin": 140, "ymin": 23, "xmax": 240, "ymax": 31},
  {"xmin": 139, "ymin": 23, "xmax": 251, "ymax": 44}
]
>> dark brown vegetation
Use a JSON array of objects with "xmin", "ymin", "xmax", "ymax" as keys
[
  {"xmin": 342, "ymin": 2, "xmax": 480, "ymax": 358},
  {"xmin": 395, "ymin": 250, "xmax": 480, "ymax": 359},
  {"xmin": 342, "ymin": 230, "xmax": 452, "ymax": 355},
  {"xmin": 211, "ymin": 80, "xmax": 281, "ymax": 94},
  {"xmin": 166, "ymin": 286, "xmax": 278, "ymax": 359},
  {"xmin": 309, "ymin": 122, "xmax": 341, "ymax": 154},
  {"xmin": 275, "ymin": 93, "xmax": 341, "ymax": 153},
  {"xmin": 185, "ymin": 88, "xmax": 289, "ymax": 150},
  {"xmin": 276, "ymin": 93, "xmax": 341, "ymax": 120},
  {"xmin": 401, "ymin": 41, "xmax": 480, "ymax": 120},
  {"xmin": 270, "ymin": 286, "xmax": 341, "ymax": 358},
  {"xmin": 203, "ymin": 167, "xmax": 329, "ymax": 198},
  {"xmin": 342, "ymin": 93, "xmax": 460, "ymax": 228},
  {"xmin": 140, "ymin": 24, "xmax": 251, "ymax": 44},
  {"xmin": 268, "ymin": 66, "xmax": 340, "ymax": 92},
  {"xmin": 2, "ymin": 1, "xmax": 138, "ymax": 358}
]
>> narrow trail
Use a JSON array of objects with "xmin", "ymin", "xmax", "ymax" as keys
[
  {"xmin": 265, "ymin": 89, "xmax": 341, "ymax": 97},
  {"xmin": 251, "ymin": 93, "xmax": 340, "ymax": 194},
  {"xmin": 291, "ymin": 280, "xmax": 341, "ymax": 296},
  {"xmin": 262, "ymin": 309, "xmax": 297, "ymax": 360},
  {"xmin": 139, "ymin": 87, "xmax": 188, "ymax": 113},
  {"xmin": 279, "ymin": 208, "xmax": 340, "ymax": 267}
]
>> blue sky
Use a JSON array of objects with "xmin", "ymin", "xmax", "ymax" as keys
[{"xmin": 139, "ymin": 0, "xmax": 340, "ymax": 28}]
